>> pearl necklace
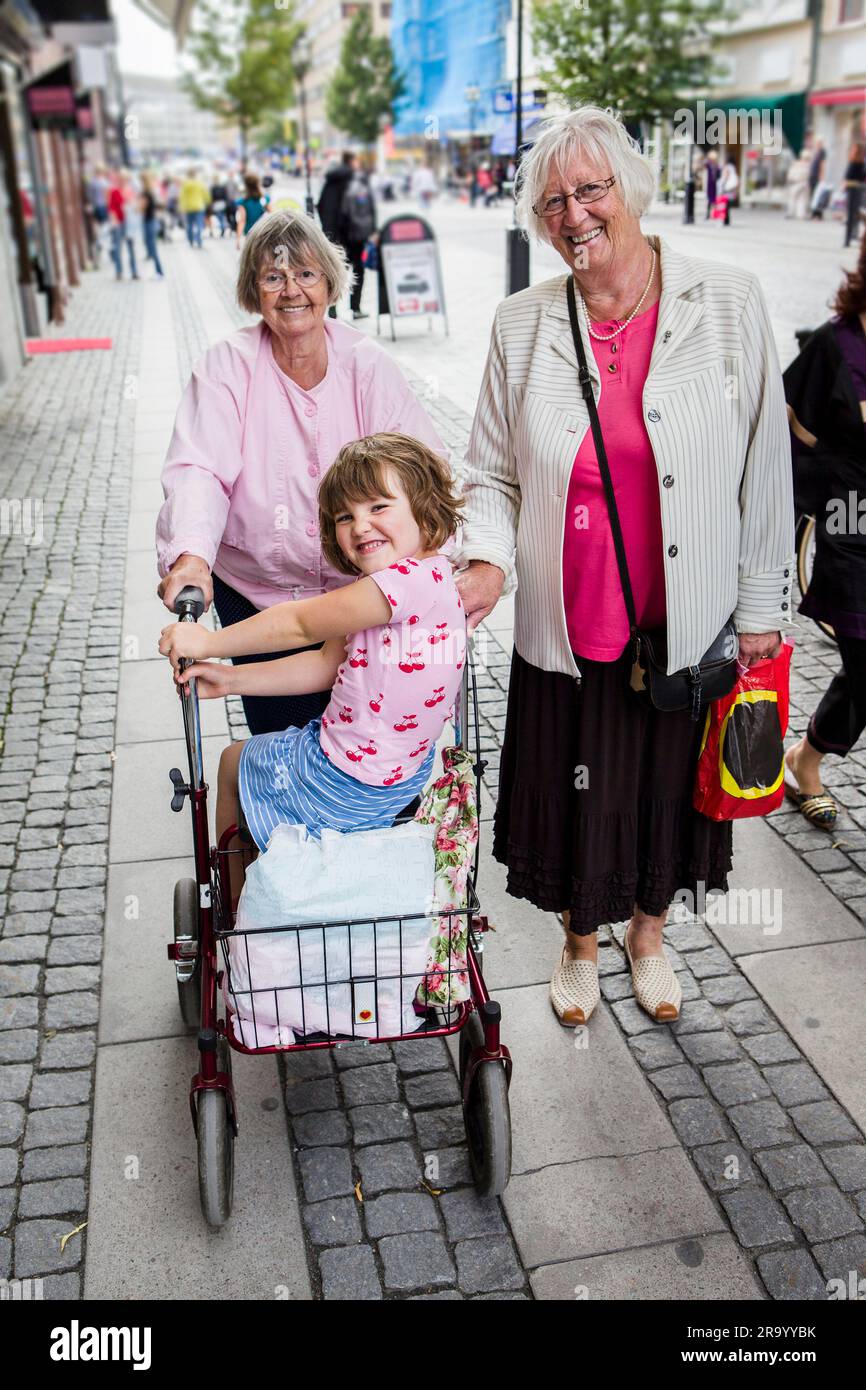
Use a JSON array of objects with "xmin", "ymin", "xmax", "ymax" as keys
[{"xmin": 581, "ymin": 247, "xmax": 657, "ymax": 342}]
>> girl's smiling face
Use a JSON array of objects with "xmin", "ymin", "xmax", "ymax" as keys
[{"xmin": 333, "ymin": 468, "xmax": 432, "ymax": 574}]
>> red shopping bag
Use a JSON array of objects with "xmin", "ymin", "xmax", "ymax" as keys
[
  {"xmin": 693, "ymin": 641, "xmax": 793, "ymax": 821},
  {"xmin": 711, "ymin": 196, "xmax": 728, "ymax": 221}
]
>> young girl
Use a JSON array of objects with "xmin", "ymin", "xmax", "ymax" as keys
[{"xmin": 158, "ymin": 434, "xmax": 466, "ymax": 855}]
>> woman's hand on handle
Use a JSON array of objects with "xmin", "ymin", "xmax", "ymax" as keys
[
  {"xmin": 158, "ymin": 554, "xmax": 213, "ymax": 613},
  {"xmin": 455, "ymin": 560, "xmax": 505, "ymax": 634},
  {"xmin": 738, "ymin": 631, "xmax": 782, "ymax": 668}
]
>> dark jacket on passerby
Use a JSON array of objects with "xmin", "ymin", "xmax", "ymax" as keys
[
  {"xmin": 340, "ymin": 171, "xmax": 377, "ymax": 244},
  {"xmin": 317, "ymin": 163, "xmax": 354, "ymax": 241},
  {"xmin": 784, "ymin": 318, "xmax": 866, "ymax": 629}
]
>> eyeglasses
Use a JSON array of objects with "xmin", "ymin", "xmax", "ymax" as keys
[
  {"xmin": 258, "ymin": 267, "xmax": 324, "ymax": 293},
  {"xmin": 533, "ymin": 176, "xmax": 617, "ymax": 218}
]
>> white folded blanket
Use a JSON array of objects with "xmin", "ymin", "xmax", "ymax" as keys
[{"xmin": 226, "ymin": 821, "xmax": 436, "ymax": 1046}]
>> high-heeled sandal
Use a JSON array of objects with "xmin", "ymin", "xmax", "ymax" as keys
[
  {"xmin": 623, "ymin": 922, "xmax": 682, "ymax": 1023},
  {"xmin": 549, "ymin": 945, "xmax": 600, "ymax": 1027}
]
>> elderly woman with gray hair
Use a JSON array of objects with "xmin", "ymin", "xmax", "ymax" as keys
[
  {"xmin": 453, "ymin": 106, "xmax": 794, "ymax": 1027},
  {"xmin": 156, "ymin": 210, "xmax": 445, "ymax": 734}
]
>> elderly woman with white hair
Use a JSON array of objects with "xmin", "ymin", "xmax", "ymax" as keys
[
  {"xmin": 156, "ymin": 210, "xmax": 445, "ymax": 734},
  {"xmin": 453, "ymin": 107, "xmax": 794, "ymax": 1027}
]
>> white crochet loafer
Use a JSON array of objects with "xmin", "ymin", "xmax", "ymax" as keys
[
  {"xmin": 623, "ymin": 923, "xmax": 682, "ymax": 1022},
  {"xmin": 550, "ymin": 947, "xmax": 600, "ymax": 1027}
]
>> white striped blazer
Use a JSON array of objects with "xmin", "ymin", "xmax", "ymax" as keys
[{"xmin": 452, "ymin": 235, "xmax": 796, "ymax": 679}]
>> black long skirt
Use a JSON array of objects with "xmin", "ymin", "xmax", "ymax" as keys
[{"xmin": 492, "ymin": 648, "xmax": 733, "ymax": 935}]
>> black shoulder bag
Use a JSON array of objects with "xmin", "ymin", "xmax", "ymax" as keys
[{"xmin": 566, "ymin": 276, "xmax": 739, "ymax": 721}]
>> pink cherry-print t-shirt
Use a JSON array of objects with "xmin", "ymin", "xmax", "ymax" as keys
[{"xmin": 318, "ymin": 553, "xmax": 467, "ymax": 787}]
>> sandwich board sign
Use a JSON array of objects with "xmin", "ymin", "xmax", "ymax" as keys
[{"xmin": 377, "ymin": 215, "xmax": 449, "ymax": 340}]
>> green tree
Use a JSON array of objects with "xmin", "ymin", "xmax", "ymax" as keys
[
  {"xmin": 182, "ymin": 0, "xmax": 305, "ymax": 162},
  {"xmin": 530, "ymin": 0, "xmax": 728, "ymax": 130},
  {"xmin": 325, "ymin": 7, "xmax": 405, "ymax": 148}
]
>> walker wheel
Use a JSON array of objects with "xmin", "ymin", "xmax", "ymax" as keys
[
  {"xmin": 173, "ymin": 878, "xmax": 200, "ymax": 1030},
  {"xmin": 197, "ymin": 1037, "xmax": 234, "ymax": 1229},
  {"xmin": 459, "ymin": 1009, "xmax": 511, "ymax": 1198}
]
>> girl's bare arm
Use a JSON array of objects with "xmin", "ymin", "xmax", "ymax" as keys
[{"xmin": 159, "ymin": 578, "xmax": 392, "ymax": 666}]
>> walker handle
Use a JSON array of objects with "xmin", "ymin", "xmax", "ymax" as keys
[{"xmin": 175, "ymin": 586, "xmax": 205, "ymax": 621}]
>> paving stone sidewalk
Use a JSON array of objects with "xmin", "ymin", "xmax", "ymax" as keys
[
  {"xmin": 0, "ymin": 276, "xmax": 140, "ymax": 1296},
  {"xmin": 168, "ymin": 240, "xmax": 866, "ymax": 1300},
  {"xmin": 3, "ymin": 241, "xmax": 865, "ymax": 1301}
]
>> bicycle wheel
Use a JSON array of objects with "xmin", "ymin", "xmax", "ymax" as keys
[
  {"xmin": 197, "ymin": 1037, "xmax": 234, "ymax": 1228},
  {"xmin": 173, "ymin": 878, "xmax": 200, "ymax": 1029},
  {"xmin": 459, "ymin": 1009, "xmax": 511, "ymax": 1198}
]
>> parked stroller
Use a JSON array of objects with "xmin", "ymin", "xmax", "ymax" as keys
[{"xmin": 165, "ymin": 587, "xmax": 513, "ymax": 1227}]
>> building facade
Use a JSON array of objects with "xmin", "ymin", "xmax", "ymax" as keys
[
  {"xmin": 123, "ymin": 71, "xmax": 231, "ymax": 161},
  {"xmin": 293, "ymin": 0, "xmax": 394, "ymax": 160},
  {"xmin": 809, "ymin": 0, "xmax": 866, "ymax": 179}
]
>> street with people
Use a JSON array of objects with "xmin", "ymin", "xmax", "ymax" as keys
[{"xmin": 2, "ymin": 8, "xmax": 866, "ymax": 1338}]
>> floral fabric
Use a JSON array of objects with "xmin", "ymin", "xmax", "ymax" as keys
[{"xmin": 413, "ymin": 746, "xmax": 478, "ymax": 1006}]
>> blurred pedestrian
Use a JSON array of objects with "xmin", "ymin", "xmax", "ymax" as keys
[
  {"xmin": 719, "ymin": 157, "xmax": 739, "ymax": 225},
  {"xmin": 209, "ymin": 173, "xmax": 229, "ymax": 238},
  {"xmin": 411, "ymin": 163, "xmax": 437, "ymax": 206},
  {"xmin": 785, "ymin": 150, "xmax": 811, "ymax": 219},
  {"xmin": 843, "ymin": 142, "xmax": 866, "ymax": 248},
  {"xmin": 319, "ymin": 152, "xmax": 369, "ymax": 318},
  {"xmin": 783, "ymin": 230, "xmax": 866, "ymax": 829},
  {"xmin": 475, "ymin": 164, "xmax": 493, "ymax": 206},
  {"xmin": 225, "ymin": 168, "xmax": 240, "ymax": 232},
  {"xmin": 341, "ymin": 158, "xmax": 377, "ymax": 319},
  {"xmin": 455, "ymin": 105, "xmax": 792, "ymax": 1027},
  {"xmin": 235, "ymin": 172, "xmax": 269, "ymax": 246},
  {"xmin": 165, "ymin": 175, "xmax": 182, "ymax": 233},
  {"xmin": 317, "ymin": 151, "xmax": 355, "ymax": 242},
  {"xmin": 108, "ymin": 171, "xmax": 139, "ymax": 281},
  {"xmin": 180, "ymin": 167, "xmax": 209, "ymax": 248},
  {"xmin": 704, "ymin": 150, "xmax": 720, "ymax": 218},
  {"xmin": 808, "ymin": 137, "xmax": 827, "ymax": 218},
  {"xmin": 140, "ymin": 173, "xmax": 164, "ymax": 278}
]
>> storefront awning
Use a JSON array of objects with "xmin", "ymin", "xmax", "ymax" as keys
[
  {"xmin": 808, "ymin": 87, "xmax": 866, "ymax": 107},
  {"xmin": 682, "ymin": 92, "xmax": 807, "ymax": 156}
]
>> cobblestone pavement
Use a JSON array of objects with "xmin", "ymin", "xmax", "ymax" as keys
[
  {"xmin": 0, "ymin": 278, "xmax": 139, "ymax": 1296},
  {"xmin": 3, "ymin": 232, "xmax": 865, "ymax": 1300}
]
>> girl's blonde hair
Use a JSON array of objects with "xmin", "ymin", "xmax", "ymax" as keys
[{"xmin": 318, "ymin": 433, "xmax": 463, "ymax": 576}]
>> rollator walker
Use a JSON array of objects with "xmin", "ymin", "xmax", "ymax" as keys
[{"xmin": 165, "ymin": 586, "xmax": 513, "ymax": 1227}]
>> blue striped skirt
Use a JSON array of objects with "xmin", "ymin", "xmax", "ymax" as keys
[{"xmin": 238, "ymin": 718, "xmax": 435, "ymax": 853}]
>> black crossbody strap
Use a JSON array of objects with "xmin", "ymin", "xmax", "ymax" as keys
[{"xmin": 565, "ymin": 276, "xmax": 637, "ymax": 639}]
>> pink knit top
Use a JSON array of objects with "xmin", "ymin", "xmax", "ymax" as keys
[{"xmin": 562, "ymin": 301, "xmax": 666, "ymax": 662}]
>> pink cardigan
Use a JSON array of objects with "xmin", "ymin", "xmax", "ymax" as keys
[{"xmin": 156, "ymin": 318, "xmax": 447, "ymax": 609}]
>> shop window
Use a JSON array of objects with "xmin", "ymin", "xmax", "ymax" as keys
[{"xmin": 840, "ymin": 0, "xmax": 864, "ymax": 21}]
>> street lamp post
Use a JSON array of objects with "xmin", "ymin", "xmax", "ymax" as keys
[
  {"xmin": 683, "ymin": 138, "xmax": 696, "ymax": 224},
  {"xmin": 506, "ymin": 0, "xmax": 530, "ymax": 295},
  {"xmin": 464, "ymin": 84, "xmax": 480, "ymax": 205},
  {"xmin": 294, "ymin": 39, "xmax": 315, "ymax": 219}
]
